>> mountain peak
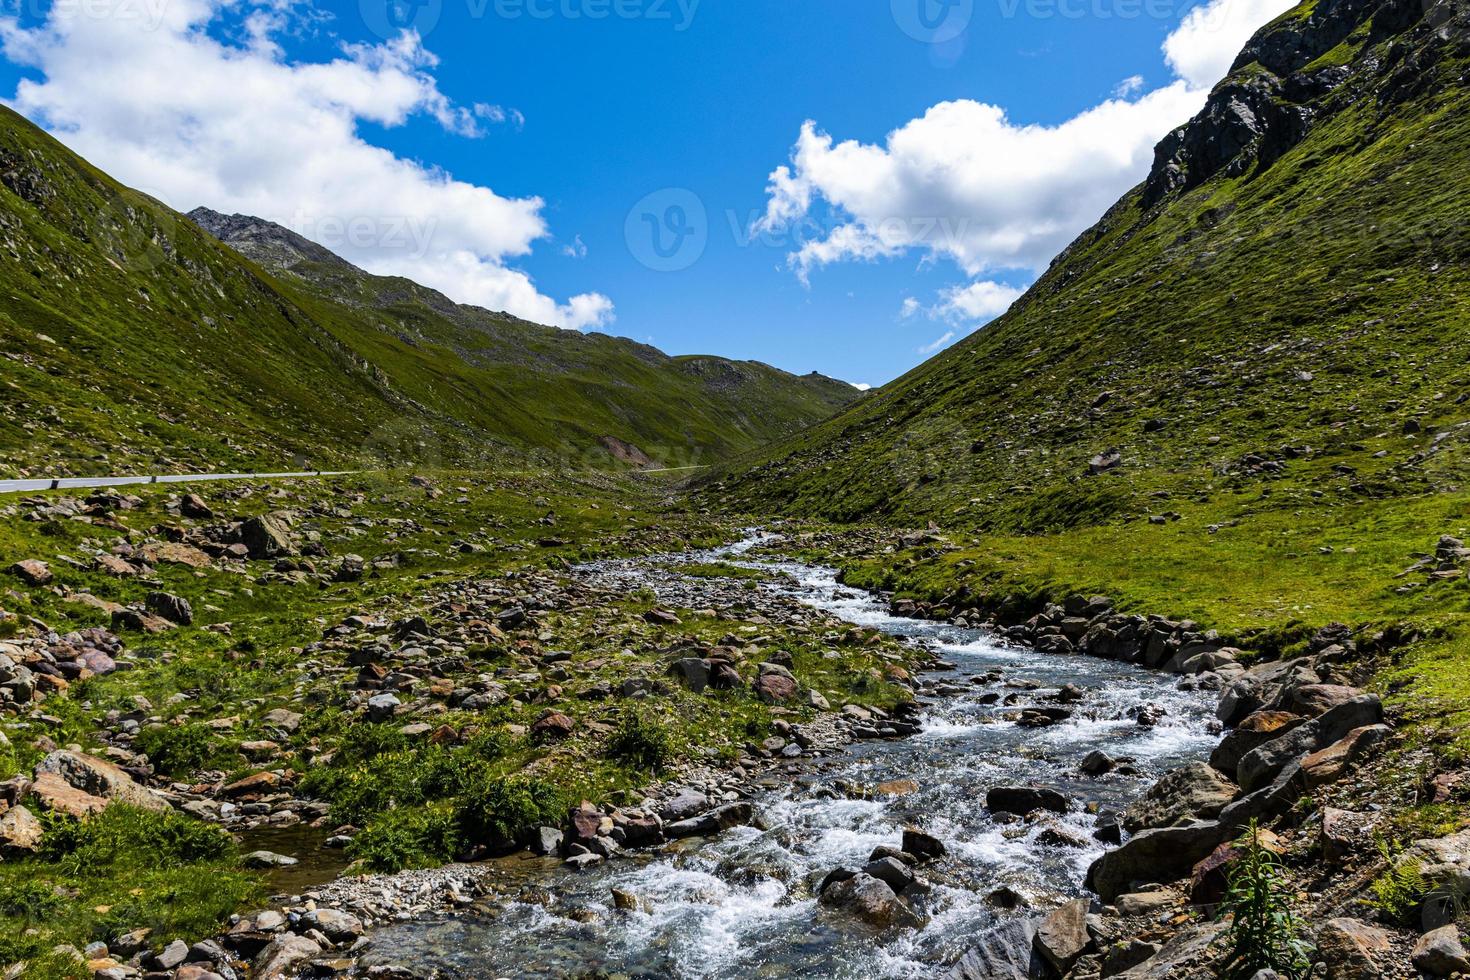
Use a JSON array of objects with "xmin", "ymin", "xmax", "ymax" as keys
[{"xmin": 186, "ymin": 206, "xmax": 353, "ymax": 273}]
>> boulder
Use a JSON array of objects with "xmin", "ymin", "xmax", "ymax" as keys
[
  {"xmin": 253, "ymin": 935, "xmax": 322, "ymax": 980},
  {"xmin": 902, "ymin": 827, "xmax": 947, "ymax": 861},
  {"xmin": 239, "ymin": 515, "xmax": 295, "ymax": 560},
  {"xmin": 862, "ymin": 856, "xmax": 916, "ymax": 894},
  {"xmin": 145, "ymin": 591, "xmax": 194, "ymax": 626},
  {"xmin": 819, "ymin": 872, "xmax": 922, "ymax": 929},
  {"xmin": 301, "ymin": 908, "xmax": 363, "ymax": 943},
  {"xmin": 0, "ymin": 804, "xmax": 42, "ymax": 854},
  {"xmin": 1236, "ymin": 695, "xmax": 1382, "ymax": 792},
  {"xmin": 180, "ymin": 493, "xmax": 213, "ymax": 518},
  {"xmin": 1314, "ymin": 918, "xmax": 1392, "ymax": 980},
  {"xmin": 666, "ymin": 658, "xmax": 710, "ymax": 693},
  {"xmin": 1283, "ymin": 684, "xmax": 1362, "ymax": 718},
  {"xmin": 9, "ymin": 560, "xmax": 52, "ymax": 586},
  {"xmin": 28, "ymin": 772, "xmax": 109, "ymax": 817},
  {"xmin": 531, "ymin": 711, "xmax": 575, "ymax": 740},
  {"xmin": 987, "ymin": 786, "xmax": 1072, "ymax": 816},
  {"xmin": 664, "ymin": 802, "xmax": 754, "ymax": 839},
  {"xmin": 1034, "ymin": 897, "xmax": 1091, "ymax": 975},
  {"xmin": 1300, "ymin": 724, "xmax": 1391, "ymax": 788},
  {"xmin": 1210, "ymin": 710, "xmax": 1303, "ymax": 777},
  {"xmin": 1110, "ymin": 922, "xmax": 1225, "ymax": 978},
  {"xmin": 33, "ymin": 750, "xmax": 168, "ymax": 812},
  {"xmin": 1086, "ymin": 821, "xmax": 1226, "ymax": 903},
  {"xmin": 950, "ymin": 917, "xmax": 1045, "ymax": 980},
  {"xmin": 1412, "ymin": 925, "xmax": 1470, "ymax": 977},
  {"xmin": 1122, "ymin": 762, "xmax": 1238, "ymax": 834},
  {"xmin": 753, "ymin": 671, "xmax": 797, "ymax": 703}
]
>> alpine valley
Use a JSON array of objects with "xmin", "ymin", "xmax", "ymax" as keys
[{"xmin": 2, "ymin": 0, "xmax": 1469, "ymax": 977}]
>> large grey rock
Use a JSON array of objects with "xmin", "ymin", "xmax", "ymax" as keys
[
  {"xmin": 1034, "ymin": 897, "xmax": 1091, "ymax": 975},
  {"xmin": 1086, "ymin": 821, "xmax": 1226, "ymax": 903},
  {"xmin": 239, "ymin": 515, "xmax": 295, "ymax": 560},
  {"xmin": 1412, "ymin": 925, "xmax": 1470, "ymax": 977},
  {"xmin": 949, "ymin": 917, "xmax": 1047, "ymax": 980},
  {"xmin": 1236, "ymin": 695, "xmax": 1382, "ymax": 792},
  {"xmin": 818, "ymin": 872, "xmax": 922, "ymax": 929},
  {"xmin": 1210, "ymin": 710, "xmax": 1303, "ymax": 777},
  {"xmin": 987, "ymin": 786, "xmax": 1072, "ymax": 816},
  {"xmin": 302, "ymin": 908, "xmax": 363, "ymax": 942},
  {"xmin": 34, "ymin": 750, "xmax": 169, "ymax": 812},
  {"xmin": 1122, "ymin": 762, "xmax": 1238, "ymax": 834},
  {"xmin": 1216, "ymin": 658, "xmax": 1318, "ymax": 726},
  {"xmin": 1112, "ymin": 921, "xmax": 1225, "ymax": 978},
  {"xmin": 254, "ymin": 935, "xmax": 321, "ymax": 980}
]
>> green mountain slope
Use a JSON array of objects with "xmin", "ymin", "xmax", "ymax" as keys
[
  {"xmin": 711, "ymin": 0, "xmax": 1470, "ymax": 532},
  {"xmin": 0, "ymin": 111, "xmax": 858, "ymax": 478}
]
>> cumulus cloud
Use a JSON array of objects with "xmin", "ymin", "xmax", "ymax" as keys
[
  {"xmin": 935, "ymin": 280, "xmax": 1024, "ymax": 324},
  {"xmin": 0, "ymin": 0, "xmax": 611, "ymax": 330},
  {"xmin": 918, "ymin": 331, "xmax": 956, "ymax": 354},
  {"xmin": 1165, "ymin": 0, "xmax": 1297, "ymax": 90},
  {"xmin": 758, "ymin": 0, "xmax": 1296, "ymax": 309}
]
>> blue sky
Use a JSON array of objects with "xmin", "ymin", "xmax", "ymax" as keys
[{"xmin": 0, "ymin": 0, "xmax": 1290, "ymax": 387}]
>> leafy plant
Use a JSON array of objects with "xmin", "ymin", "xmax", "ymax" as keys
[
  {"xmin": 607, "ymin": 710, "xmax": 674, "ymax": 771},
  {"xmin": 347, "ymin": 805, "xmax": 461, "ymax": 872},
  {"xmin": 1369, "ymin": 837, "xmax": 1430, "ymax": 926},
  {"xmin": 133, "ymin": 722, "xmax": 219, "ymax": 778},
  {"xmin": 455, "ymin": 775, "xmax": 564, "ymax": 848},
  {"xmin": 1218, "ymin": 821, "xmax": 1317, "ymax": 980}
]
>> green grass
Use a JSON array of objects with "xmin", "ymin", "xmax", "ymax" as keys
[{"xmin": 0, "ymin": 806, "xmax": 261, "ymax": 975}]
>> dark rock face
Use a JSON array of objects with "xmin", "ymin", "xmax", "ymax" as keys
[{"xmin": 1142, "ymin": 0, "xmax": 1462, "ymax": 207}]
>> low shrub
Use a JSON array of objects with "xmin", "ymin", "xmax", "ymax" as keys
[
  {"xmin": 455, "ymin": 775, "xmax": 564, "ymax": 848},
  {"xmin": 607, "ymin": 710, "xmax": 674, "ymax": 771}
]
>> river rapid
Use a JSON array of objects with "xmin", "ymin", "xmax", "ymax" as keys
[{"xmin": 351, "ymin": 533, "xmax": 1219, "ymax": 979}]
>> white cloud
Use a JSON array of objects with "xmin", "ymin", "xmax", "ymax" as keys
[
  {"xmin": 851, "ymin": 382, "xmax": 873, "ymax": 391},
  {"xmin": 562, "ymin": 234, "xmax": 588, "ymax": 259},
  {"xmin": 758, "ymin": 0, "xmax": 1294, "ymax": 307},
  {"xmin": 1114, "ymin": 74, "xmax": 1146, "ymax": 98},
  {"xmin": 899, "ymin": 297, "xmax": 923, "ymax": 319},
  {"xmin": 935, "ymin": 280, "xmax": 1023, "ymax": 324},
  {"xmin": 918, "ymin": 331, "xmax": 956, "ymax": 354},
  {"xmin": 1165, "ymin": 0, "xmax": 1298, "ymax": 90},
  {"xmin": 0, "ymin": 0, "xmax": 612, "ymax": 331}
]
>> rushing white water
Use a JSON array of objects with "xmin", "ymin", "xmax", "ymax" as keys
[{"xmin": 356, "ymin": 534, "xmax": 1218, "ymax": 979}]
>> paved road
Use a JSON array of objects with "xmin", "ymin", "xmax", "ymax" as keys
[{"xmin": 0, "ymin": 471, "xmax": 357, "ymax": 496}]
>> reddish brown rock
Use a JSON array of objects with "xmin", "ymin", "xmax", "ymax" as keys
[
  {"xmin": 222, "ymin": 771, "xmax": 281, "ymax": 798},
  {"xmin": 532, "ymin": 711, "xmax": 575, "ymax": 740},
  {"xmin": 754, "ymin": 672, "xmax": 797, "ymax": 703},
  {"xmin": 1302, "ymin": 724, "xmax": 1392, "ymax": 788}
]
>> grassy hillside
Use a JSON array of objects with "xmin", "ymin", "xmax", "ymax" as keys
[
  {"xmin": 711, "ymin": 0, "xmax": 1470, "ymax": 533},
  {"xmin": 706, "ymin": 0, "xmax": 1470, "ymax": 760},
  {"xmin": 0, "ymin": 112, "xmax": 858, "ymax": 478}
]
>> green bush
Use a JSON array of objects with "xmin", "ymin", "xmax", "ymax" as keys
[
  {"xmin": 0, "ymin": 878, "xmax": 66, "ymax": 921},
  {"xmin": 41, "ymin": 805, "xmax": 237, "ymax": 872},
  {"xmin": 455, "ymin": 775, "xmax": 564, "ymax": 847},
  {"xmin": 133, "ymin": 723, "xmax": 219, "ymax": 778},
  {"xmin": 607, "ymin": 710, "xmax": 674, "ymax": 771},
  {"xmin": 348, "ymin": 805, "xmax": 461, "ymax": 872}
]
